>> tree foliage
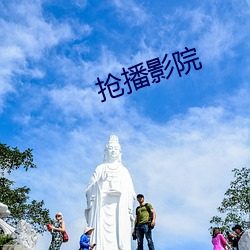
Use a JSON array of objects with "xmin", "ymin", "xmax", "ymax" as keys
[
  {"xmin": 210, "ymin": 167, "xmax": 250, "ymax": 232},
  {"xmin": 0, "ymin": 143, "xmax": 52, "ymax": 233},
  {"xmin": 0, "ymin": 144, "xmax": 36, "ymax": 175}
]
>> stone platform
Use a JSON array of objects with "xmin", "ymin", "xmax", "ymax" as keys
[{"xmin": 1, "ymin": 245, "xmax": 26, "ymax": 250}]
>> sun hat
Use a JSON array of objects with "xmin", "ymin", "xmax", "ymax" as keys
[
  {"xmin": 84, "ymin": 227, "xmax": 95, "ymax": 234},
  {"xmin": 55, "ymin": 212, "xmax": 63, "ymax": 218}
]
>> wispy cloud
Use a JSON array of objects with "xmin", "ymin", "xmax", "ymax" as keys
[
  {"xmin": 1, "ymin": 1, "xmax": 250, "ymax": 250},
  {"xmin": 198, "ymin": 19, "xmax": 236, "ymax": 61},
  {"xmin": 0, "ymin": 1, "xmax": 74, "ymax": 110},
  {"xmin": 48, "ymin": 84, "xmax": 127, "ymax": 120},
  {"xmin": 73, "ymin": 0, "xmax": 88, "ymax": 9},
  {"xmin": 12, "ymin": 97, "xmax": 250, "ymax": 249},
  {"xmin": 111, "ymin": 0, "xmax": 148, "ymax": 26}
]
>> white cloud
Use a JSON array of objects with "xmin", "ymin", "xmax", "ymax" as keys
[
  {"xmin": 81, "ymin": 46, "xmax": 128, "ymax": 84},
  {"xmin": 0, "ymin": 2, "xmax": 73, "ymax": 58},
  {"xmin": 10, "ymin": 94, "xmax": 250, "ymax": 249},
  {"xmin": 138, "ymin": 4, "xmax": 247, "ymax": 64},
  {"xmin": 0, "ymin": 1, "xmax": 74, "ymax": 111},
  {"xmin": 219, "ymin": 83, "xmax": 250, "ymax": 115},
  {"xmin": 47, "ymin": 84, "xmax": 128, "ymax": 121},
  {"xmin": 112, "ymin": 0, "xmax": 148, "ymax": 26},
  {"xmin": 73, "ymin": 0, "xmax": 88, "ymax": 9},
  {"xmin": 2, "ymin": 1, "xmax": 250, "ymax": 250},
  {"xmin": 198, "ymin": 19, "xmax": 236, "ymax": 61}
]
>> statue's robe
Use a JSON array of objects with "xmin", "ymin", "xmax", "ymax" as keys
[{"xmin": 85, "ymin": 163, "xmax": 135, "ymax": 250}]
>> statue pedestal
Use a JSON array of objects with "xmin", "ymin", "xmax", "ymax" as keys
[
  {"xmin": 1, "ymin": 245, "xmax": 26, "ymax": 250},
  {"xmin": 239, "ymin": 229, "xmax": 250, "ymax": 250}
]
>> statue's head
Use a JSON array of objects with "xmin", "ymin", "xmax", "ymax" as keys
[
  {"xmin": 0, "ymin": 202, "xmax": 10, "ymax": 218},
  {"xmin": 104, "ymin": 135, "xmax": 122, "ymax": 163}
]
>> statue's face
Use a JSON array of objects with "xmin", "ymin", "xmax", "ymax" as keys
[{"xmin": 107, "ymin": 142, "xmax": 121, "ymax": 160}]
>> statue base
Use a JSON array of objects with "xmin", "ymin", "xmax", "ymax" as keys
[{"xmin": 1, "ymin": 245, "xmax": 26, "ymax": 250}]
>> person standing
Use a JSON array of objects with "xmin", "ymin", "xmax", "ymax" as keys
[
  {"xmin": 231, "ymin": 225, "xmax": 244, "ymax": 250},
  {"xmin": 79, "ymin": 227, "xmax": 96, "ymax": 250},
  {"xmin": 211, "ymin": 227, "xmax": 232, "ymax": 250},
  {"xmin": 49, "ymin": 212, "xmax": 66, "ymax": 250},
  {"xmin": 133, "ymin": 194, "xmax": 156, "ymax": 250}
]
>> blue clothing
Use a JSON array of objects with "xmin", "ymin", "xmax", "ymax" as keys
[
  {"xmin": 79, "ymin": 234, "xmax": 90, "ymax": 250},
  {"xmin": 136, "ymin": 223, "xmax": 155, "ymax": 250}
]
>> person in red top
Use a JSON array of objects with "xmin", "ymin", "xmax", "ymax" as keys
[{"xmin": 212, "ymin": 227, "xmax": 232, "ymax": 250}]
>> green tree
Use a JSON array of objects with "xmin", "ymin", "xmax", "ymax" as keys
[
  {"xmin": 210, "ymin": 167, "xmax": 250, "ymax": 232},
  {"xmin": 0, "ymin": 143, "xmax": 52, "ymax": 233}
]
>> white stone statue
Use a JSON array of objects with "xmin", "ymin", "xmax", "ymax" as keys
[
  {"xmin": 0, "ymin": 202, "xmax": 15, "ymax": 235},
  {"xmin": 239, "ymin": 229, "xmax": 250, "ymax": 250},
  {"xmin": 0, "ymin": 203, "xmax": 37, "ymax": 250},
  {"xmin": 13, "ymin": 220, "xmax": 38, "ymax": 250},
  {"xmin": 85, "ymin": 135, "xmax": 136, "ymax": 250},
  {"xmin": 0, "ymin": 202, "xmax": 11, "ymax": 218}
]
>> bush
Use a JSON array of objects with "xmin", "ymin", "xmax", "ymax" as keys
[{"xmin": 0, "ymin": 234, "xmax": 14, "ymax": 247}]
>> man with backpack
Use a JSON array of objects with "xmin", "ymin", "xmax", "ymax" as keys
[{"xmin": 132, "ymin": 194, "xmax": 156, "ymax": 250}]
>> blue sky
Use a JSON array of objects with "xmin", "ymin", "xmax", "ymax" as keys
[{"xmin": 0, "ymin": 0, "xmax": 250, "ymax": 249}]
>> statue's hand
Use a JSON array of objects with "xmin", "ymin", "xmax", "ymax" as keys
[
  {"xmin": 88, "ymin": 201, "xmax": 93, "ymax": 208},
  {"xmin": 129, "ymin": 213, "xmax": 135, "ymax": 222},
  {"xmin": 101, "ymin": 171, "xmax": 108, "ymax": 181},
  {"xmin": 86, "ymin": 195, "xmax": 95, "ymax": 209}
]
